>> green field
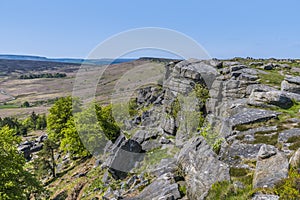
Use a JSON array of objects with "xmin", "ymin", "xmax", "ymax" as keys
[{"xmin": 0, "ymin": 104, "xmax": 19, "ymax": 109}]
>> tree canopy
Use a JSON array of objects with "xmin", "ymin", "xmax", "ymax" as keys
[{"xmin": 0, "ymin": 126, "xmax": 42, "ymax": 199}]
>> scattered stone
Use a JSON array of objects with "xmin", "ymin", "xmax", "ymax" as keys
[
  {"xmin": 291, "ymin": 67, "xmax": 300, "ymax": 73},
  {"xmin": 275, "ymin": 63, "xmax": 291, "ymax": 69},
  {"xmin": 223, "ymin": 61, "xmax": 241, "ymax": 67},
  {"xmin": 249, "ymin": 62, "xmax": 264, "ymax": 66},
  {"xmin": 36, "ymin": 134, "xmax": 47, "ymax": 143},
  {"xmin": 262, "ymin": 63, "xmax": 274, "ymax": 70},
  {"xmin": 159, "ymin": 137, "xmax": 171, "ymax": 144},
  {"xmin": 252, "ymin": 194, "xmax": 279, "ymax": 200},
  {"xmin": 257, "ymin": 144, "xmax": 277, "ymax": 159},
  {"xmin": 230, "ymin": 65, "xmax": 247, "ymax": 72},
  {"xmin": 102, "ymin": 172, "xmax": 111, "ymax": 185}
]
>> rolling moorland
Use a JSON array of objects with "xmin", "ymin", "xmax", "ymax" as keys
[{"xmin": 0, "ymin": 57, "xmax": 300, "ymax": 200}]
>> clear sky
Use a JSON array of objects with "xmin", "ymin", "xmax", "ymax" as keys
[{"xmin": 0, "ymin": 0, "xmax": 299, "ymax": 59}]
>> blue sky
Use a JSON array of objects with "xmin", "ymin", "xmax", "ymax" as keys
[{"xmin": 0, "ymin": 0, "xmax": 299, "ymax": 59}]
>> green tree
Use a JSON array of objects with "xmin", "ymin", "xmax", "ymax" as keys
[
  {"xmin": 47, "ymin": 96, "xmax": 88, "ymax": 158},
  {"xmin": 47, "ymin": 96, "xmax": 81, "ymax": 141},
  {"xmin": 21, "ymin": 101, "xmax": 30, "ymax": 108},
  {"xmin": 74, "ymin": 103, "xmax": 107, "ymax": 155},
  {"xmin": 22, "ymin": 117, "xmax": 35, "ymax": 130},
  {"xmin": 30, "ymin": 111, "xmax": 38, "ymax": 128},
  {"xmin": 36, "ymin": 114, "xmax": 47, "ymax": 130},
  {"xmin": 95, "ymin": 104, "xmax": 120, "ymax": 142},
  {"xmin": 33, "ymin": 139, "xmax": 58, "ymax": 179},
  {"xmin": 60, "ymin": 118, "xmax": 90, "ymax": 158},
  {"xmin": 0, "ymin": 126, "xmax": 43, "ymax": 199}
]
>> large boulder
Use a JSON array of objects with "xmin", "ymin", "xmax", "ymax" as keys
[
  {"xmin": 253, "ymin": 145, "xmax": 289, "ymax": 188},
  {"xmin": 177, "ymin": 136, "xmax": 229, "ymax": 200},
  {"xmin": 161, "ymin": 115, "xmax": 177, "ymax": 135},
  {"xmin": 132, "ymin": 129, "xmax": 159, "ymax": 144},
  {"xmin": 125, "ymin": 173, "xmax": 181, "ymax": 200},
  {"xmin": 172, "ymin": 59, "xmax": 219, "ymax": 88},
  {"xmin": 248, "ymin": 90, "xmax": 294, "ymax": 109},
  {"xmin": 246, "ymin": 84, "xmax": 276, "ymax": 95},
  {"xmin": 230, "ymin": 108, "xmax": 279, "ymax": 128},
  {"xmin": 261, "ymin": 63, "xmax": 274, "ymax": 70},
  {"xmin": 220, "ymin": 141, "xmax": 263, "ymax": 164},
  {"xmin": 281, "ymin": 76, "xmax": 300, "ymax": 94},
  {"xmin": 108, "ymin": 139, "xmax": 144, "ymax": 179}
]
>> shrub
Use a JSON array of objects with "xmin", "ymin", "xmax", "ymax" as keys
[
  {"xmin": 200, "ymin": 125, "xmax": 224, "ymax": 154},
  {"xmin": 230, "ymin": 168, "xmax": 249, "ymax": 177},
  {"xmin": 274, "ymin": 167, "xmax": 300, "ymax": 199}
]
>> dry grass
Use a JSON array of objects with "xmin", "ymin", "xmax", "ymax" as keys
[{"xmin": 1, "ymin": 59, "xmax": 161, "ymax": 117}]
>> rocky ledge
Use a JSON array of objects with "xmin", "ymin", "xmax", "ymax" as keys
[{"xmin": 54, "ymin": 58, "xmax": 300, "ymax": 200}]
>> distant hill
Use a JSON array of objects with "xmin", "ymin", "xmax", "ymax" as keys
[{"xmin": 0, "ymin": 54, "xmax": 135, "ymax": 65}]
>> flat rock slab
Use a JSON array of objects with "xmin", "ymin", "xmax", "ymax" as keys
[
  {"xmin": 253, "ymin": 145, "xmax": 289, "ymax": 188},
  {"xmin": 281, "ymin": 76, "xmax": 300, "ymax": 94},
  {"xmin": 221, "ymin": 141, "xmax": 263, "ymax": 161},
  {"xmin": 248, "ymin": 91, "xmax": 294, "ymax": 109},
  {"xmin": 252, "ymin": 194, "xmax": 279, "ymax": 200},
  {"xmin": 285, "ymin": 76, "xmax": 300, "ymax": 84},
  {"xmin": 230, "ymin": 108, "xmax": 279, "ymax": 127},
  {"xmin": 278, "ymin": 128, "xmax": 300, "ymax": 143}
]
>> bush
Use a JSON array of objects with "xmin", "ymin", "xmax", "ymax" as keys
[
  {"xmin": 230, "ymin": 168, "xmax": 249, "ymax": 177},
  {"xmin": 200, "ymin": 125, "xmax": 224, "ymax": 154},
  {"xmin": 274, "ymin": 167, "xmax": 300, "ymax": 199},
  {"xmin": 95, "ymin": 104, "xmax": 120, "ymax": 142},
  {"xmin": 194, "ymin": 83, "xmax": 210, "ymax": 107}
]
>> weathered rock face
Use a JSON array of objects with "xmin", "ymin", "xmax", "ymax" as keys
[
  {"xmin": 248, "ymin": 90, "xmax": 294, "ymax": 109},
  {"xmin": 94, "ymin": 59, "xmax": 300, "ymax": 200},
  {"xmin": 230, "ymin": 108, "xmax": 279, "ymax": 128},
  {"xmin": 108, "ymin": 139, "xmax": 144, "ymax": 179},
  {"xmin": 125, "ymin": 173, "xmax": 181, "ymax": 200},
  {"xmin": 278, "ymin": 128, "xmax": 300, "ymax": 143},
  {"xmin": 136, "ymin": 86, "xmax": 165, "ymax": 106},
  {"xmin": 253, "ymin": 145, "xmax": 289, "ymax": 188},
  {"xmin": 281, "ymin": 76, "xmax": 300, "ymax": 94},
  {"xmin": 289, "ymin": 148, "xmax": 300, "ymax": 168},
  {"xmin": 177, "ymin": 136, "xmax": 230, "ymax": 199},
  {"xmin": 161, "ymin": 115, "xmax": 177, "ymax": 135},
  {"xmin": 220, "ymin": 141, "xmax": 263, "ymax": 163}
]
